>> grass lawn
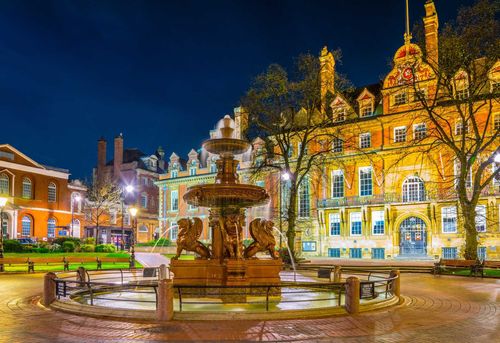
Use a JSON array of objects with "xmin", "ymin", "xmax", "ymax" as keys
[
  {"xmin": 442, "ymin": 268, "xmax": 500, "ymax": 278},
  {"xmin": 163, "ymin": 253, "xmax": 195, "ymax": 261},
  {"xmin": 2, "ymin": 252, "xmax": 142, "ymax": 272}
]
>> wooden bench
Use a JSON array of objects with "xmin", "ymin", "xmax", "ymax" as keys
[
  {"xmin": 0, "ymin": 256, "xmax": 133, "ymax": 272},
  {"xmin": 433, "ymin": 259, "xmax": 481, "ymax": 276},
  {"xmin": 479, "ymin": 260, "xmax": 500, "ymax": 277}
]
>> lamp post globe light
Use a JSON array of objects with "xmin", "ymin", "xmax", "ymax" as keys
[
  {"xmin": 121, "ymin": 185, "xmax": 134, "ymax": 250},
  {"xmin": 0, "ymin": 196, "xmax": 8, "ymax": 272},
  {"xmin": 128, "ymin": 206, "xmax": 138, "ymax": 268},
  {"xmin": 70, "ymin": 194, "xmax": 82, "ymax": 237}
]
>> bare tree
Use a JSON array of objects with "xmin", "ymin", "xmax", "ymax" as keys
[
  {"xmin": 408, "ymin": 0, "xmax": 500, "ymax": 259},
  {"xmin": 242, "ymin": 51, "xmax": 354, "ymax": 257},
  {"xmin": 85, "ymin": 181, "xmax": 122, "ymax": 241}
]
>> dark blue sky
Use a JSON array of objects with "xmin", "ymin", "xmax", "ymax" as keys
[{"xmin": 0, "ymin": 0, "xmax": 473, "ymax": 179}]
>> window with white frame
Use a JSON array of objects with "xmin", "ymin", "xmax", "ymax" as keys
[
  {"xmin": 372, "ymin": 211, "xmax": 385, "ymax": 235},
  {"xmin": 494, "ymin": 113, "xmax": 500, "ymax": 131},
  {"xmin": 394, "ymin": 92, "xmax": 407, "ymax": 105},
  {"xmin": 394, "ymin": 126, "xmax": 407, "ymax": 143},
  {"xmin": 329, "ymin": 213, "xmax": 340, "ymax": 236},
  {"xmin": 22, "ymin": 178, "xmax": 32, "ymax": 199},
  {"xmin": 475, "ymin": 205, "xmax": 486, "ymax": 232},
  {"xmin": 350, "ymin": 212, "xmax": 362, "ymax": 236},
  {"xmin": 359, "ymin": 133, "xmax": 371, "ymax": 149},
  {"xmin": 0, "ymin": 173, "xmax": 9, "ymax": 195},
  {"xmin": 47, "ymin": 218, "xmax": 56, "ymax": 238},
  {"xmin": 298, "ymin": 178, "xmax": 310, "ymax": 218},
  {"xmin": 170, "ymin": 190, "xmax": 178, "ymax": 211},
  {"xmin": 332, "ymin": 106, "xmax": 346, "ymax": 122},
  {"xmin": 442, "ymin": 247, "xmax": 457, "ymax": 259},
  {"xmin": 442, "ymin": 207, "xmax": 457, "ymax": 233},
  {"xmin": 210, "ymin": 164, "xmax": 217, "ymax": 173},
  {"xmin": 171, "ymin": 170, "xmax": 178, "ymax": 178},
  {"xmin": 331, "ymin": 170, "xmax": 344, "ymax": 198},
  {"xmin": 139, "ymin": 225, "xmax": 148, "ymax": 233},
  {"xmin": 189, "ymin": 167, "xmax": 197, "ymax": 176},
  {"xmin": 402, "ymin": 176, "xmax": 425, "ymax": 202},
  {"xmin": 22, "ymin": 216, "xmax": 32, "ymax": 236},
  {"xmin": 48, "ymin": 182, "xmax": 57, "ymax": 202},
  {"xmin": 141, "ymin": 193, "xmax": 148, "ymax": 208},
  {"xmin": 455, "ymin": 121, "xmax": 469, "ymax": 135},
  {"xmin": 413, "ymin": 123, "xmax": 427, "ymax": 140},
  {"xmin": 456, "ymin": 86, "xmax": 469, "ymax": 100},
  {"xmin": 332, "ymin": 137, "xmax": 343, "ymax": 152},
  {"xmin": 110, "ymin": 211, "xmax": 117, "ymax": 224},
  {"xmin": 360, "ymin": 104, "xmax": 373, "ymax": 117},
  {"xmin": 170, "ymin": 222, "xmax": 178, "ymax": 241},
  {"xmin": 359, "ymin": 167, "xmax": 373, "ymax": 196},
  {"xmin": 188, "ymin": 203, "xmax": 197, "ymax": 211}
]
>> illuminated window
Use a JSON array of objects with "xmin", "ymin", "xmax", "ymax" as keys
[
  {"xmin": 359, "ymin": 167, "xmax": 372, "ymax": 196},
  {"xmin": 350, "ymin": 212, "xmax": 362, "ymax": 236},
  {"xmin": 22, "ymin": 178, "xmax": 32, "ymax": 199},
  {"xmin": 329, "ymin": 213, "xmax": 340, "ymax": 236},
  {"xmin": 475, "ymin": 205, "xmax": 486, "ymax": 232},
  {"xmin": 402, "ymin": 176, "xmax": 425, "ymax": 202},
  {"xmin": 442, "ymin": 247, "xmax": 457, "ymax": 259},
  {"xmin": 394, "ymin": 92, "xmax": 407, "ymax": 105},
  {"xmin": 48, "ymin": 182, "xmax": 57, "ymax": 202},
  {"xmin": 170, "ymin": 190, "xmax": 178, "ymax": 211},
  {"xmin": 494, "ymin": 114, "xmax": 500, "ymax": 131},
  {"xmin": 359, "ymin": 133, "xmax": 371, "ymax": 149},
  {"xmin": 141, "ymin": 193, "xmax": 148, "ymax": 208},
  {"xmin": 298, "ymin": 178, "xmax": 310, "ymax": 218},
  {"xmin": 413, "ymin": 123, "xmax": 427, "ymax": 140},
  {"xmin": 372, "ymin": 211, "xmax": 385, "ymax": 235},
  {"xmin": 22, "ymin": 216, "xmax": 32, "ymax": 236},
  {"xmin": 0, "ymin": 173, "xmax": 9, "ymax": 195},
  {"xmin": 394, "ymin": 126, "xmax": 407, "ymax": 143},
  {"xmin": 360, "ymin": 104, "xmax": 373, "ymax": 117},
  {"xmin": 331, "ymin": 170, "xmax": 344, "ymax": 198},
  {"xmin": 442, "ymin": 207, "xmax": 457, "ymax": 233},
  {"xmin": 455, "ymin": 121, "xmax": 469, "ymax": 135},
  {"xmin": 47, "ymin": 218, "xmax": 56, "ymax": 238},
  {"xmin": 332, "ymin": 137, "xmax": 343, "ymax": 153}
]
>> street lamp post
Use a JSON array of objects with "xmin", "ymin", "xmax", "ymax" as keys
[
  {"xmin": 279, "ymin": 171, "xmax": 291, "ymax": 249},
  {"xmin": 0, "ymin": 197, "xmax": 8, "ymax": 272},
  {"xmin": 128, "ymin": 206, "xmax": 138, "ymax": 268},
  {"xmin": 121, "ymin": 185, "xmax": 134, "ymax": 250},
  {"xmin": 70, "ymin": 194, "xmax": 81, "ymax": 237}
]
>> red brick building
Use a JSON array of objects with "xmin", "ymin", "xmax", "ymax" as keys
[{"xmin": 0, "ymin": 144, "xmax": 86, "ymax": 241}]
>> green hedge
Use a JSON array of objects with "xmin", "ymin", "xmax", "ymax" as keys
[
  {"xmin": 3, "ymin": 240, "xmax": 23, "ymax": 252},
  {"xmin": 62, "ymin": 241, "xmax": 76, "ymax": 252},
  {"xmin": 79, "ymin": 244, "xmax": 95, "ymax": 252},
  {"xmin": 136, "ymin": 238, "xmax": 171, "ymax": 247},
  {"xmin": 95, "ymin": 244, "xmax": 117, "ymax": 253}
]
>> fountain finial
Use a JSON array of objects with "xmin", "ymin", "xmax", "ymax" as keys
[{"xmin": 220, "ymin": 115, "xmax": 234, "ymax": 139}]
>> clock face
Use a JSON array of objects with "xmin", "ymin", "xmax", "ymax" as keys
[{"xmin": 402, "ymin": 67, "xmax": 413, "ymax": 80}]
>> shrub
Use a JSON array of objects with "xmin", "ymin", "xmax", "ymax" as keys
[
  {"xmin": 82, "ymin": 237, "xmax": 96, "ymax": 245},
  {"xmin": 33, "ymin": 247, "xmax": 50, "ymax": 253},
  {"xmin": 62, "ymin": 241, "xmax": 76, "ymax": 252},
  {"xmin": 53, "ymin": 237, "xmax": 81, "ymax": 247},
  {"xmin": 80, "ymin": 244, "xmax": 95, "ymax": 252},
  {"xmin": 22, "ymin": 244, "xmax": 36, "ymax": 253},
  {"xmin": 95, "ymin": 244, "xmax": 116, "ymax": 253},
  {"xmin": 50, "ymin": 243, "xmax": 63, "ymax": 252},
  {"xmin": 3, "ymin": 239, "xmax": 22, "ymax": 252}
]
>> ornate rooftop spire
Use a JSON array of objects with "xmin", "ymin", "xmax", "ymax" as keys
[{"xmin": 404, "ymin": 0, "xmax": 412, "ymax": 45}]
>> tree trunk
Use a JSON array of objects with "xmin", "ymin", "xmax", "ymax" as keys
[
  {"xmin": 286, "ymin": 189, "xmax": 298, "ymax": 258},
  {"xmin": 461, "ymin": 203, "xmax": 478, "ymax": 260}
]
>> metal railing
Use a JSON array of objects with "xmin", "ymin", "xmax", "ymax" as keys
[{"xmin": 52, "ymin": 268, "xmax": 398, "ymax": 313}]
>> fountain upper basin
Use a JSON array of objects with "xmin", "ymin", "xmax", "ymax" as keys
[
  {"xmin": 202, "ymin": 138, "xmax": 251, "ymax": 156},
  {"xmin": 183, "ymin": 183, "xmax": 270, "ymax": 208}
]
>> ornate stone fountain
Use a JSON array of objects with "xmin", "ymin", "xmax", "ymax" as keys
[{"xmin": 170, "ymin": 115, "xmax": 282, "ymax": 288}]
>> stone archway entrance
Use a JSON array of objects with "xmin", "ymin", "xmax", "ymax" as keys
[{"xmin": 399, "ymin": 217, "xmax": 427, "ymax": 256}]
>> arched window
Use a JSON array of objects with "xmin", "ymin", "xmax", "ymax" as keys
[
  {"xmin": 139, "ymin": 225, "xmax": 148, "ymax": 233},
  {"xmin": 141, "ymin": 193, "xmax": 148, "ymax": 208},
  {"xmin": 0, "ymin": 173, "xmax": 9, "ymax": 195},
  {"xmin": 402, "ymin": 176, "xmax": 425, "ymax": 202},
  {"xmin": 47, "ymin": 218, "xmax": 56, "ymax": 238},
  {"xmin": 21, "ymin": 216, "xmax": 32, "ymax": 236},
  {"xmin": 71, "ymin": 219, "xmax": 81, "ymax": 238},
  {"xmin": 48, "ymin": 182, "xmax": 57, "ymax": 202},
  {"xmin": 22, "ymin": 178, "xmax": 32, "ymax": 199}
]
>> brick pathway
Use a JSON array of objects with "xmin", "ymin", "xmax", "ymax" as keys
[{"xmin": 0, "ymin": 273, "xmax": 498, "ymax": 342}]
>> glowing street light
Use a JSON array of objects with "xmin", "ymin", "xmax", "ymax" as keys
[
  {"xmin": 128, "ymin": 206, "xmax": 138, "ymax": 268},
  {"xmin": 281, "ymin": 171, "xmax": 291, "ymax": 181},
  {"xmin": 121, "ymin": 185, "xmax": 135, "ymax": 250},
  {"xmin": 125, "ymin": 185, "xmax": 134, "ymax": 193},
  {"xmin": 494, "ymin": 153, "xmax": 500, "ymax": 163}
]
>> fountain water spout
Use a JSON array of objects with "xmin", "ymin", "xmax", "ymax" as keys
[{"xmin": 273, "ymin": 227, "xmax": 296, "ymax": 282}]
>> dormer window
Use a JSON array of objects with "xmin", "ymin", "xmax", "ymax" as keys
[
  {"xmin": 171, "ymin": 170, "xmax": 178, "ymax": 178},
  {"xmin": 455, "ymin": 121, "xmax": 469, "ymax": 135},
  {"xmin": 360, "ymin": 104, "xmax": 373, "ymax": 117},
  {"xmin": 453, "ymin": 70, "xmax": 470, "ymax": 100},
  {"xmin": 394, "ymin": 92, "xmax": 408, "ymax": 106},
  {"xmin": 332, "ymin": 106, "xmax": 346, "ymax": 122}
]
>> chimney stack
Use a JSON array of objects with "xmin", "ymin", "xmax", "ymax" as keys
[
  {"xmin": 114, "ymin": 133, "xmax": 124, "ymax": 179},
  {"xmin": 97, "ymin": 137, "xmax": 107, "ymax": 182},
  {"xmin": 319, "ymin": 46, "xmax": 335, "ymax": 113},
  {"xmin": 423, "ymin": 0, "xmax": 439, "ymax": 68}
]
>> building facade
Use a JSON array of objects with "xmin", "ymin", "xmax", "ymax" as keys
[
  {"xmin": 157, "ymin": 1, "xmax": 500, "ymax": 260},
  {"xmin": 0, "ymin": 144, "xmax": 86, "ymax": 241},
  {"xmin": 89, "ymin": 134, "xmax": 166, "ymax": 245}
]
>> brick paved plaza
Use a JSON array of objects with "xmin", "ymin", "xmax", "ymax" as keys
[{"xmin": 0, "ymin": 273, "xmax": 498, "ymax": 343}]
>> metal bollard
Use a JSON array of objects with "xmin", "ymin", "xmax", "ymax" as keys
[
  {"xmin": 345, "ymin": 276, "xmax": 360, "ymax": 314},
  {"xmin": 43, "ymin": 272, "xmax": 57, "ymax": 307},
  {"xmin": 156, "ymin": 279, "xmax": 174, "ymax": 321}
]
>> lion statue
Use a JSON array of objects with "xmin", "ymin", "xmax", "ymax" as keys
[
  {"xmin": 172, "ymin": 217, "xmax": 211, "ymax": 259},
  {"xmin": 244, "ymin": 218, "xmax": 279, "ymax": 259}
]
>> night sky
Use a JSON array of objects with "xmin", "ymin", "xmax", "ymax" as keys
[{"xmin": 0, "ymin": 0, "xmax": 474, "ymax": 179}]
